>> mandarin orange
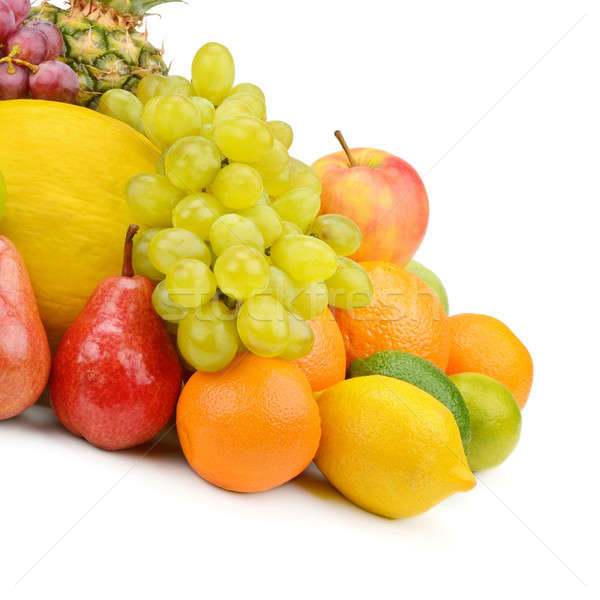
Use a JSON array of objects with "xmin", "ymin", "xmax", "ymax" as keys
[
  {"xmin": 446, "ymin": 313, "xmax": 533, "ymax": 409},
  {"xmin": 292, "ymin": 308, "xmax": 346, "ymax": 392},
  {"xmin": 176, "ymin": 354, "xmax": 321, "ymax": 493},
  {"xmin": 334, "ymin": 261, "xmax": 450, "ymax": 369}
]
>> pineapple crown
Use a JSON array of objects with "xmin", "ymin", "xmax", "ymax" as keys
[
  {"xmin": 91, "ymin": 0, "xmax": 182, "ymax": 17},
  {"xmin": 67, "ymin": 0, "xmax": 182, "ymax": 30}
]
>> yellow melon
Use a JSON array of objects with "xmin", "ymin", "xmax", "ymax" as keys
[{"xmin": 0, "ymin": 100, "xmax": 160, "ymax": 350}]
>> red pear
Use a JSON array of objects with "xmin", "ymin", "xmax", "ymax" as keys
[
  {"xmin": 50, "ymin": 226, "xmax": 182, "ymax": 450},
  {"xmin": 0, "ymin": 236, "xmax": 51, "ymax": 420}
]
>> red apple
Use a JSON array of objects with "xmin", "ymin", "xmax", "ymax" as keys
[{"xmin": 312, "ymin": 132, "xmax": 429, "ymax": 265}]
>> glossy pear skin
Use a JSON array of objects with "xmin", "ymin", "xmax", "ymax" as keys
[
  {"xmin": 50, "ymin": 274, "xmax": 182, "ymax": 450},
  {"xmin": 0, "ymin": 236, "xmax": 51, "ymax": 420}
]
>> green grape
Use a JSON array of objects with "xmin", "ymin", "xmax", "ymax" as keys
[
  {"xmin": 177, "ymin": 300, "xmax": 239, "ymax": 372},
  {"xmin": 270, "ymin": 234, "xmax": 337, "ymax": 283},
  {"xmin": 154, "ymin": 75, "xmax": 194, "ymax": 97},
  {"xmin": 326, "ymin": 256, "xmax": 374, "ymax": 309},
  {"xmin": 209, "ymin": 214, "xmax": 264, "ymax": 256},
  {"xmin": 279, "ymin": 313, "xmax": 314, "ymax": 360},
  {"xmin": 136, "ymin": 74, "xmax": 163, "ymax": 103},
  {"xmin": 249, "ymin": 140, "xmax": 289, "ymax": 177},
  {"xmin": 172, "ymin": 193, "xmax": 226, "ymax": 240},
  {"xmin": 210, "ymin": 163, "xmax": 264, "ymax": 210},
  {"xmin": 198, "ymin": 123, "xmax": 216, "ymax": 144},
  {"xmin": 291, "ymin": 281, "xmax": 328, "ymax": 320},
  {"xmin": 221, "ymin": 92, "xmax": 266, "ymax": 120},
  {"xmin": 152, "ymin": 280, "xmax": 189, "ymax": 322},
  {"xmin": 214, "ymin": 245, "xmax": 270, "ymax": 299},
  {"xmin": 255, "ymin": 191, "xmax": 269, "ymax": 205},
  {"xmin": 148, "ymin": 227, "xmax": 211, "ymax": 274},
  {"xmin": 164, "ymin": 136, "xmax": 222, "ymax": 192},
  {"xmin": 190, "ymin": 96, "xmax": 216, "ymax": 124},
  {"xmin": 132, "ymin": 228, "xmax": 164, "ymax": 281},
  {"xmin": 156, "ymin": 151, "xmax": 167, "ymax": 175},
  {"xmin": 310, "ymin": 214, "xmax": 362, "ymax": 256},
  {"xmin": 266, "ymin": 120, "xmax": 293, "ymax": 150},
  {"xmin": 213, "ymin": 98, "xmax": 254, "ymax": 124},
  {"xmin": 230, "ymin": 82, "xmax": 265, "ymax": 102},
  {"xmin": 165, "ymin": 258, "xmax": 217, "ymax": 308},
  {"xmin": 213, "ymin": 115, "xmax": 273, "ymax": 163},
  {"xmin": 262, "ymin": 162, "xmax": 292, "ymax": 197},
  {"xmin": 237, "ymin": 205, "xmax": 282, "ymax": 247},
  {"xmin": 237, "ymin": 295, "xmax": 289, "ymax": 358},
  {"xmin": 264, "ymin": 265, "xmax": 296, "ymax": 309},
  {"xmin": 288, "ymin": 158, "xmax": 322, "ymax": 194},
  {"xmin": 279, "ymin": 221, "xmax": 302, "ymax": 237},
  {"xmin": 98, "ymin": 89, "xmax": 144, "ymax": 133},
  {"xmin": 126, "ymin": 174, "xmax": 184, "ymax": 227},
  {"xmin": 191, "ymin": 42, "xmax": 235, "ymax": 106},
  {"xmin": 142, "ymin": 95, "xmax": 203, "ymax": 150},
  {"xmin": 271, "ymin": 187, "xmax": 321, "ymax": 232}
]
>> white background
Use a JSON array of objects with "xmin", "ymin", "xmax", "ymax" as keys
[{"xmin": 2, "ymin": 1, "xmax": 599, "ymax": 598}]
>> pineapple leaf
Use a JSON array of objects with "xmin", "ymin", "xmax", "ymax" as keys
[{"xmin": 99, "ymin": 0, "xmax": 184, "ymax": 17}]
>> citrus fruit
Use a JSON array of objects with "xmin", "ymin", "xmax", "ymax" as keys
[
  {"xmin": 405, "ymin": 259, "xmax": 449, "ymax": 314},
  {"xmin": 315, "ymin": 376, "xmax": 475, "ymax": 519},
  {"xmin": 446, "ymin": 313, "xmax": 533, "ymax": 409},
  {"xmin": 349, "ymin": 350, "xmax": 471, "ymax": 447},
  {"xmin": 450, "ymin": 373, "xmax": 522, "ymax": 471},
  {"xmin": 334, "ymin": 261, "xmax": 451, "ymax": 369},
  {"xmin": 176, "ymin": 354, "xmax": 321, "ymax": 493},
  {"xmin": 291, "ymin": 308, "xmax": 346, "ymax": 392}
]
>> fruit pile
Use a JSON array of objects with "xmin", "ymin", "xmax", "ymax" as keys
[
  {"xmin": 0, "ymin": 0, "xmax": 170, "ymax": 104},
  {"xmin": 0, "ymin": 2, "xmax": 534, "ymax": 521},
  {"xmin": 94, "ymin": 43, "xmax": 374, "ymax": 372},
  {"xmin": 0, "ymin": 0, "xmax": 79, "ymax": 101}
]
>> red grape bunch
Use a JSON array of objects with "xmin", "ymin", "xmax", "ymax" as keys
[{"xmin": 0, "ymin": 0, "xmax": 79, "ymax": 102}]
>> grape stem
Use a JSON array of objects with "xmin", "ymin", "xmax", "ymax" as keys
[
  {"xmin": 122, "ymin": 225, "xmax": 140, "ymax": 278},
  {"xmin": 0, "ymin": 45, "xmax": 39, "ymax": 75},
  {"xmin": 334, "ymin": 130, "xmax": 357, "ymax": 168}
]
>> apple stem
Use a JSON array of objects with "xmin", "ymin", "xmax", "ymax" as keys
[
  {"xmin": 122, "ymin": 225, "xmax": 139, "ymax": 278},
  {"xmin": 334, "ymin": 130, "xmax": 357, "ymax": 168}
]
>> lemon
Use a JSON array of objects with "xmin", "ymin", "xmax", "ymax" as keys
[
  {"xmin": 349, "ymin": 350, "xmax": 472, "ymax": 448},
  {"xmin": 315, "ymin": 376, "xmax": 476, "ymax": 519},
  {"xmin": 450, "ymin": 373, "xmax": 522, "ymax": 471}
]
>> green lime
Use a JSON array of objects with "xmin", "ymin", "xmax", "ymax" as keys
[
  {"xmin": 349, "ymin": 351, "xmax": 471, "ymax": 447},
  {"xmin": 405, "ymin": 259, "xmax": 449, "ymax": 314},
  {"xmin": 0, "ymin": 170, "xmax": 6, "ymax": 221},
  {"xmin": 450, "ymin": 373, "xmax": 522, "ymax": 472}
]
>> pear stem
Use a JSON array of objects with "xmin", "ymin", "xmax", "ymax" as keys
[
  {"xmin": 122, "ymin": 225, "xmax": 139, "ymax": 278},
  {"xmin": 334, "ymin": 130, "xmax": 357, "ymax": 168}
]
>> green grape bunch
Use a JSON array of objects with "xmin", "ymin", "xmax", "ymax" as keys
[{"xmin": 107, "ymin": 42, "xmax": 374, "ymax": 373}]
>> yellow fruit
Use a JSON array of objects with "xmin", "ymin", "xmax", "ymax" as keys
[
  {"xmin": 0, "ymin": 100, "xmax": 159, "ymax": 350},
  {"xmin": 315, "ymin": 376, "xmax": 476, "ymax": 518}
]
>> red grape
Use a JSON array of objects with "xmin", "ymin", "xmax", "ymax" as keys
[
  {"xmin": 0, "ymin": 62, "xmax": 29, "ymax": 99},
  {"xmin": 0, "ymin": 0, "xmax": 17, "ymax": 40},
  {"xmin": 5, "ymin": 25, "xmax": 48, "ymax": 65},
  {"xmin": 4, "ymin": 0, "xmax": 29, "ymax": 27},
  {"xmin": 29, "ymin": 21, "xmax": 63, "ymax": 60},
  {"xmin": 29, "ymin": 60, "xmax": 79, "ymax": 103}
]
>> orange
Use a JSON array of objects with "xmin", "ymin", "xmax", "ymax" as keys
[
  {"xmin": 292, "ymin": 308, "xmax": 347, "ymax": 392},
  {"xmin": 176, "ymin": 354, "xmax": 321, "ymax": 493},
  {"xmin": 446, "ymin": 313, "xmax": 533, "ymax": 409},
  {"xmin": 334, "ymin": 261, "xmax": 451, "ymax": 370}
]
